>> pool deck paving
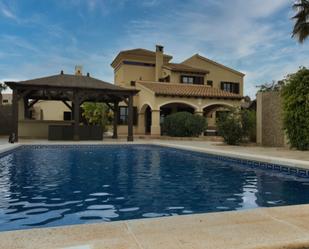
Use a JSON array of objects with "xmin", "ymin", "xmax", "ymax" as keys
[
  {"xmin": 1, "ymin": 205, "xmax": 309, "ymax": 249},
  {"xmin": 1, "ymin": 138, "xmax": 309, "ymax": 248}
]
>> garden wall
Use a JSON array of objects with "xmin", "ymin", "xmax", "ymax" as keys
[{"xmin": 256, "ymin": 92, "xmax": 287, "ymax": 147}]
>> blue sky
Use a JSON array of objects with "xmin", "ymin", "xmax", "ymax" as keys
[{"xmin": 0, "ymin": 0, "xmax": 308, "ymax": 97}]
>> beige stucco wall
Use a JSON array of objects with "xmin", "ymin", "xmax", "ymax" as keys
[
  {"xmin": 18, "ymin": 120, "xmax": 73, "ymax": 138},
  {"xmin": 115, "ymin": 64, "xmax": 155, "ymax": 87},
  {"xmin": 32, "ymin": 101, "xmax": 71, "ymax": 121},
  {"xmin": 182, "ymin": 56, "xmax": 244, "ymax": 95},
  {"xmin": 256, "ymin": 91, "xmax": 287, "ymax": 147}
]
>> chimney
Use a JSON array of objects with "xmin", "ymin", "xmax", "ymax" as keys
[
  {"xmin": 75, "ymin": 65, "xmax": 83, "ymax": 76},
  {"xmin": 155, "ymin": 45, "xmax": 164, "ymax": 81},
  {"xmin": 60, "ymin": 70, "xmax": 64, "ymax": 75}
]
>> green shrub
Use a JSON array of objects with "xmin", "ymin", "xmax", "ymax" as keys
[
  {"xmin": 162, "ymin": 112, "xmax": 207, "ymax": 137},
  {"xmin": 81, "ymin": 102, "xmax": 110, "ymax": 132},
  {"xmin": 282, "ymin": 67, "xmax": 309, "ymax": 150},
  {"xmin": 216, "ymin": 109, "xmax": 256, "ymax": 145},
  {"xmin": 217, "ymin": 111, "xmax": 243, "ymax": 145},
  {"xmin": 240, "ymin": 109, "xmax": 256, "ymax": 142}
]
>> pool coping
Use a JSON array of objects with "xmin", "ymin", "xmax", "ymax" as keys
[
  {"xmin": 153, "ymin": 142, "xmax": 309, "ymax": 170},
  {"xmin": 1, "ymin": 204, "xmax": 309, "ymax": 249}
]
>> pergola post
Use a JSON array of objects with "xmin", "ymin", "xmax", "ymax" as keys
[
  {"xmin": 127, "ymin": 95, "xmax": 134, "ymax": 142},
  {"xmin": 73, "ymin": 91, "xmax": 80, "ymax": 141},
  {"xmin": 23, "ymin": 97, "xmax": 29, "ymax": 119},
  {"xmin": 112, "ymin": 101, "xmax": 119, "ymax": 139},
  {"xmin": 12, "ymin": 89, "xmax": 19, "ymax": 142}
]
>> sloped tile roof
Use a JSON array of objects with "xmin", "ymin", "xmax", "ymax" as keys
[
  {"xmin": 138, "ymin": 81, "xmax": 242, "ymax": 99},
  {"xmin": 6, "ymin": 74, "xmax": 133, "ymax": 92},
  {"xmin": 163, "ymin": 63, "xmax": 209, "ymax": 74}
]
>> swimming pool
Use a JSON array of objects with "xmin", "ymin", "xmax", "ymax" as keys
[{"xmin": 0, "ymin": 144, "xmax": 309, "ymax": 232}]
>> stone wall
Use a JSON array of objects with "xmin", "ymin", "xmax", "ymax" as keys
[{"xmin": 256, "ymin": 91, "xmax": 286, "ymax": 147}]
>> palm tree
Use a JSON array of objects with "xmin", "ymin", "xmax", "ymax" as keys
[
  {"xmin": 0, "ymin": 83, "xmax": 7, "ymax": 105},
  {"xmin": 292, "ymin": 0, "xmax": 309, "ymax": 43}
]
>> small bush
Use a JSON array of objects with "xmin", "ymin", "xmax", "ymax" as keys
[
  {"xmin": 162, "ymin": 112, "xmax": 207, "ymax": 137},
  {"xmin": 217, "ymin": 112, "xmax": 243, "ymax": 145},
  {"xmin": 81, "ymin": 102, "xmax": 110, "ymax": 132},
  {"xmin": 241, "ymin": 109, "xmax": 256, "ymax": 142}
]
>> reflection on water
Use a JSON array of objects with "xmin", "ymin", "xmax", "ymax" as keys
[{"xmin": 0, "ymin": 145, "xmax": 309, "ymax": 232}]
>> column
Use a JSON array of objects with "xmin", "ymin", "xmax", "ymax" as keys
[
  {"xmin": 137, "ymin": 112, "xmax": 145, "ymax": 134},
  {"xmin": 151, "ymin": 110, "xmax": 161, "ymax": 136},
  {"xmin": 73, "ymin": 91, "xmax": 80, "ymax": 141},
  {"xmin": 127, "ymin": 95, "xmax": 134, "ymax": 141},
  {"xmin": 12, "ymin": 89, "xmax": 19, "ymax": 142},
  {"xmin": 112, "ymin": 101, "xmax": 119, "ymax": 139},
  {"xmin": 195, "ymin": 110, "xmax": 205, "ymax": 137}
]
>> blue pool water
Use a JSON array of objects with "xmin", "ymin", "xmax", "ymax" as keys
[{"xmin": 0, "ymin": 145, "xmax": 309, "ymax": 232}]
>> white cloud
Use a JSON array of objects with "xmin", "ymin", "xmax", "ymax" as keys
[
  {"xmin": 0, "ymin": 1, "xmax": 17, "ymax": 20},
  {"xmin": 119, "ymin": 0, "xmax": 299, "ymax": 98}
]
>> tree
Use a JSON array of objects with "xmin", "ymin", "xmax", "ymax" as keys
[
  {"xmin": 0, "ymin": 83, "xmax": 7, "ymax": 105},
  {"xmin": 256, "ymin": 80, "xmax": 285, "ymax": 92},
  {"xmin": 292, "ymin": 0, "xmax": 309, "ymax": 43},
  {"xmin": 281, "ymin": 67, "xmax": 309, "ymax": 150},
  {"xmin": 81, "ymin": 102, "xmax": 111, "ymax": 132}
]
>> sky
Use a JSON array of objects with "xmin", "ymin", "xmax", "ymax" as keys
[{"xmin": 0, "ymin": 0, "xmax": 308, "ymax": 98}]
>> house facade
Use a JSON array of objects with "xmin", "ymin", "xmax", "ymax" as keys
[{"xmin": 111, "ymin": 45, "xmax": 244, "ymax": 136}]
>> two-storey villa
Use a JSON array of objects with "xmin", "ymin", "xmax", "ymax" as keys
[{"xmin": 111, "ymin": 45, "xmax": 244, "ymax": 136}]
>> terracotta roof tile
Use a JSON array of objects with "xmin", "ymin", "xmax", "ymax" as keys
[{"xmin": 138, "ymin": 81, "xmax": 242, "ymax": 99}]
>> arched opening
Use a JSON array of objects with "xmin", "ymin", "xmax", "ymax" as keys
[
  {"xmin": 203, "ymin": 103, "xmax": 233, "ymax": 135},
  {"xmin": 145, "ymin": 105, "xmax": 152, "ymax": 134},
  {"xmin": 160, "ymin": 102, "xmax": 196, "ymax": 135}
]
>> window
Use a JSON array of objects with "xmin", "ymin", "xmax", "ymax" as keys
[
  {"xmin": 119, "ymin": 106, "xmax": 128, "ymax": 125},
  {"xmin": 181, "ymin": 75, "xmax": 204, "ymax": 85},
  {"xmin": 63, "ymin": 112, "xmax": 72, "ymax": 121},
  {"xmin": 207, "ymin": 80, "xmax": 213, "ymax": 87},
  {"xmin": 221, "ymin": 82, "xmax": 240, "ymax": 94},
  {"xmin": 118, "ymin": 106, "xmax": 138, "ymax": 125},
  {"xmin": 2, "ymin": 99, "xmax": 8, "ymax": 103}
]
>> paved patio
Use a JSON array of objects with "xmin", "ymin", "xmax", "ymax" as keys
[{"xmin": 1, "ymin": 204, "xmax": 309, "ymax": 249}]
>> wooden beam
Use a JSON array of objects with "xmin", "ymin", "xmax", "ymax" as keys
[
  {"xmin": 105, "ymin": 102, "xmax": 114, "ymax": 111},
  {"xmin": 62, "ymin": 100, "xmax": 72, "ymax": 110},
  {"xmin": 127, "ymin": 95, "xmax": 133, "ymax": 142},
  {"xmin": 112, "ymin": 101, "xmax": 119, "ymax": 139},
  {"xmin": 28, "ymin": 99, "xmax": 39, "ymax": 108},
  {"xmin": 123, "ymin": 98, "xmax": 129, "ymax": 106}
]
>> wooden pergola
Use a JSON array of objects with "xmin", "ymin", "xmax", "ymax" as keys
[{"xmin": 5, "ymin": 72, "xmax": 138, "ymax": 142}]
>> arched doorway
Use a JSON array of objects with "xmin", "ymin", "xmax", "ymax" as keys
[
  {"xmin": 203, "ymin": 103, "xmax": 233, "ymax": 134},
  {"xmin": 145, "ymin": 105, "xmax": 152, "ymax": 134}
]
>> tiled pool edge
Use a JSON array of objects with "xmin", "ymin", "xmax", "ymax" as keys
[
  {"xmin": 2, "ymin": 141, "xmax": 309, "ymax": 178},
  {"xmin": 0, "ymin": 143, "xmax": 21, "ymax": 156},
  {"xmin": 153, "ymin": 142, "xmax": 309, "ymax": 176}
]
